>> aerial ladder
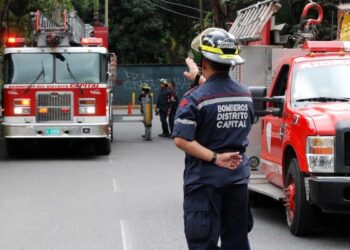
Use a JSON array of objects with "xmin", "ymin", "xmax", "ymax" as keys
[{"xmin": 31, "ymin": 10, "xmax": 95, "ymax": 47}]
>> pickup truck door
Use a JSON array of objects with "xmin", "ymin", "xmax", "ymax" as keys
[{"xmin": 261, "ymin": 65, "xmax": 290, "ymax": 187}]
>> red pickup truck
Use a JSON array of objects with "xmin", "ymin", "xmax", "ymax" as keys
[{"xmin": 250, "ymin": 40, "xmax": 350, "ymax": 235}]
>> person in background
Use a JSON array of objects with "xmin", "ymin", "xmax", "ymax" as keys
[
  {"xmin": 138, "ymin": 83, "xmax": 151, "ymax": 114},
  {"xmin": 155, "ymin": 78, "xmax": 171, "ymax": 137},
  {"xmin": 172, "ymin": 28, "xmax": 254, "ymax": 250},
  {"xmin": 168, "ymin": 80, "xmax": 179, "ymax": 134}
]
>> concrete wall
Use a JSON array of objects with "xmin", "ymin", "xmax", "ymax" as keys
[{"xmin": 113, "ymin": 64, "xmax": 192, "ymax": 105}]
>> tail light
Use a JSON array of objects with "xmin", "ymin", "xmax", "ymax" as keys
[
  {"xmin": 13, "ymin": 98, "xmax": 31, "ymax": 115},
  {"xmin": 79, "ymin": 98, "xmax": 96, "ymax": 114}
]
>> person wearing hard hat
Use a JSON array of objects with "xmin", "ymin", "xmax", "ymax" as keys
[
  {"xmin": 155, "ymin": 78, "xmax": 171, "ymax": 137},
  {"xmin": 173, "ymin": 28, "xmax": 254, "ymax": 249},
  {"xmin": 138, "ymin": 83, "xmax": 152, "ymax": 114},
  {"xmin": 168, "ymin": 80, "xmax": 179, "ymax": 134}
]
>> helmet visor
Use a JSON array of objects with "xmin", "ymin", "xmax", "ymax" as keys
[{"xmin": 191, "ymin": 27, "xmax": 218, "ymax": 52}]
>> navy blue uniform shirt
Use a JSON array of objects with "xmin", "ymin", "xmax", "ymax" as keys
[
  {"xmin": 172, "ymin": 73, "xmax": 254, "ymax": 193},
  {"xmin": 156, "ymin": 88, "xmax": 171, "ymax": 112}
]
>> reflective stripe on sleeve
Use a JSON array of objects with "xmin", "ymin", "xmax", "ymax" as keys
[
  {"xmin": 197, "ymin": 96, "xmax": 252, "ymax": 110},
  {"xmin": 175, "ymin": 118, "xmax": 197, "ymax": 127}
]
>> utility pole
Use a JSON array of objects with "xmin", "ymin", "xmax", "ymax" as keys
[
  {"xmin": 199, "ymin": 0, "xmax": 204, "ymax": 31},
  {"xmin": 105, "ymin": 0, "xmax": 109, "ymax": 27},
  {"xmin": 94, "ymin": 0, "xmax": 99, "ymax": 22}
]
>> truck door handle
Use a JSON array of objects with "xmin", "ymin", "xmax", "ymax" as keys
[{"xmin": 280, "ymin": 124, "xmax": 286, "ymax": 139}]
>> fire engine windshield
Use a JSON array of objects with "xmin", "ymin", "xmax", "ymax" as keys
[
  {"xmin": 6, "ymin": 54, "xmax": 53, "ymax": 84},
  {"xmin": 5, "ymin": 53, "xmax": 100, "ymax": 84},
  {"xmin": 55, "ymin": 53, "xmax": 100, "ymax": 83},
  {"xmin": 292, "ymin": 59, "xmax": 350, "ymax": 103}
]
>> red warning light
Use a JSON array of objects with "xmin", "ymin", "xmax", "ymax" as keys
[
  {"xmin": 5, "ymin": 37, "xmax": 25, "ymax": 47},
  {"xmin": 8, "ymin": 37, "xmax": 16, "ymax": 44}
]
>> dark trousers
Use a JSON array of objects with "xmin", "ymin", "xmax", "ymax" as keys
[
  {"xmin": 169, "ymin": 109, "xmax": 177, "ymax": 134},
  {"xmin": 159, "ymin": 109, "xmax": 169, "ymax": 135},
  {"xmin": 184, "ymin": 185, "xmax": 252, "ymax": 250}
]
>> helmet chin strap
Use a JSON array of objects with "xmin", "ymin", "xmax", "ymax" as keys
[{"xmin": 193, "ymin": 55, "xmax": 203, "ymax": 87}]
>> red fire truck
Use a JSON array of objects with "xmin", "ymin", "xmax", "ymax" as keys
[
  {"xmin": 250, "ymin": 40, "xmax": 350, "ymax": 236},
  {"xmin": 1, "ymin": 10, "xmax": 116, "ymax": 155},
  {"xmin": 230, "ymin": 1, "xmax": 350, "ymax": 236}
]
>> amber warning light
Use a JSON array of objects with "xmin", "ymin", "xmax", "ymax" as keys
[
  {"xmin": 6, "ymin": 37, "xmax": 25, "ymax": 47},
  {"xmin": 81, "ymin": 37, "xmax": 103, "ymax": 46},
  {"xmin": 303, "ymin": 41, "xmax": 350, "ymax": 53}
]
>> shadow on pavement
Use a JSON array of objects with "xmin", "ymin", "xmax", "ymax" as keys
[{"xmin": 0, "ymin": 139, "xmax": 98, "ymax": 161}]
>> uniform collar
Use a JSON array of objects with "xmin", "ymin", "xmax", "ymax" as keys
[{"xmin": 205, "ymin": 72, "xmax": 230, "ymax": 83}]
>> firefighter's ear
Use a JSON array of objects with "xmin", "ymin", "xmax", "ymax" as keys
[{"xmin": 201, "ymin": 59, "xmax": 207, "ymax": 70}]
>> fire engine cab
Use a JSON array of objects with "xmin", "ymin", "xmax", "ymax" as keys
[{"xmin": 1, "ymin": 10, "xmax": 116, "ymax": 155}]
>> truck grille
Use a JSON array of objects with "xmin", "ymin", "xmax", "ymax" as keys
[
  {"xmin": 344, "ymin": 132, "xmax": 350, "ymax": 166},
  {"xmin": 36, "ymin": 92, "xmax": 73, "ymax": 122}
]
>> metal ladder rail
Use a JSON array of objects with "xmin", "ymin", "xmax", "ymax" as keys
[
  {"xmin": 34, "ymin": 9, "xmax": 93, "ymax": 45},
  {"xmin": 34, "ymin": 10, "xmax": 65, "ymax": 32}
]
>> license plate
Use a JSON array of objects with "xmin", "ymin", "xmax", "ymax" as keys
[{"xmin": 46, "ymin": 128, "xmax": 61, "ymax": 135}]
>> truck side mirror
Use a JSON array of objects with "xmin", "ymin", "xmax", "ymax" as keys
[
  {"xmin": 249, "ymin": 86, "xmax": 267, "ymax": 117},
  {"xmin": 108, "ymin": 53, "xmax": 117, "ymax": 84},
  {"xmin": 249, "ymin": 86, "xmax": 285, "ymax": 117},
  {"xmin": 271, "ymin": 96, "xmax": 285, "ymax": 117}
]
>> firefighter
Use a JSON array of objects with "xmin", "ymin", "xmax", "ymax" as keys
[
  {"xmin": 155, "ymin": 78, "xmax": 171, "ymax": 137},
  {"xmin": 168, "ymin": 80, "xmax": 179, "ymax": 134},
  {"xmin": 172, "ymin": 28, "xmax": 254, "ymax": 250},
  {"xmin": 138, "ymin": 83, "xmax": 152, "ymax": 114}
]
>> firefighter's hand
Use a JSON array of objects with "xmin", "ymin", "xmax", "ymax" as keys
[
  {"xmin": 183, "ymin": 57, "xmax": 199, "ymax": 81},
  {"xmin": 215, "ymin": 152, "xmax": 242, "ymax": 170},
  {"xmin": 155, "ymin": 109, "xmax": 159, "ymax": 116},
  {"xmin": 183, "ymin": 57, "xmax": 206, "ymax": 85}
]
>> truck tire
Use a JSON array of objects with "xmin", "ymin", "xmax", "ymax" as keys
[
  {"xmin": 285, "ymin": 158, "xmax": 314, "ymax": 236},
  {"xmin": 95, "ymin": 138, "xmax": 111, "ymax": 155},
  {"xmin": 110, "ymin": 124, "xmax": 114, "ymax": 142}
]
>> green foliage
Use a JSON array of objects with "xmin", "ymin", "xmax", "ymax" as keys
[
  {"xmin": 2, "ymin": 0, "xmax": 350, "ymax": 63},
  {"xmin": 108, "ymin": 0, "xmax": 199, "ymax": 64}
]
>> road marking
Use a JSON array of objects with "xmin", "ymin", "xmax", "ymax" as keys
[
  {"xmin": 112, "ymin": 178, "xmax": 119, "ymax": 193},
  {"xmin": 120, "ymin": 219, "xmax": 133, "ymax": 250}
]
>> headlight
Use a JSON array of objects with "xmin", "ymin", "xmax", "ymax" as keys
[
  {"xmin": 13, "ymin": 98, "xmax": 31, "ymax": 115},
  {"xmin": 14, "ymin": 107, "xmax": 31, "ymax": 115},
  {"xmin": 306, "ymin": 136, "xmax": 334, "ymax": 173},
  {"xmin": 79, "ymin": 98, "xmax": 96, "ymax": 114},
  {"xmin": 79, "ymin": 106, "xmax": 96, "ymax": 114}
]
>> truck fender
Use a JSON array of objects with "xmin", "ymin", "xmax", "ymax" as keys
[{"xmin": 282, "ymin": 145, "xmax": 298, "ymax": 186}]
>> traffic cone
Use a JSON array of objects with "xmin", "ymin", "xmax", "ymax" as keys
[{"xmin": 127, "ymin": 103, "xmax": 132, "ymax": 115}]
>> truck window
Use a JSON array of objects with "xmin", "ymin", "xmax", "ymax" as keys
[
  {"xmin": 272, "ymin": 65, "xmax": 289, "ymax": 97},
  {"xmin": 5, "ymin": 54, "xmax": 53, "ymax": 84},
  {"xmin": 101, "ymin": 54, "xmax": 108, "ymax": 82},
  {"xmin": 55, "ymin": 53, "xmax": 100, "ymax": 84},
  {"xmin": 292, "ymin": 59, "xmax": 350, "ymax": 103}
]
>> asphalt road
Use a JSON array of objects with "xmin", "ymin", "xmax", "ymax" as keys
[{"xmin": 0, "ymin": 110, "xmax": 350, "ymax": 250}]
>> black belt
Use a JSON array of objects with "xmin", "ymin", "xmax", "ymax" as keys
[{"xmin": 215, "ymin": 146, "xmax": 245, "ymax": 154}]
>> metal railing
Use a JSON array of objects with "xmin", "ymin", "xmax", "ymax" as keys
[{"xmin": 229, "ymin": 0, "xmax": 281, "ymax": 43}]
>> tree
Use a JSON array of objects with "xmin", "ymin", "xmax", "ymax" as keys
[
  {"xmin": 1, "ymin": 0, "xmax": 350, "ymax": 63},
  {"xmin": 0, "ymin": 0, "xmax": 12, "ymax": 45}
]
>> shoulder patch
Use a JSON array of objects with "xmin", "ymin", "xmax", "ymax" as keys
[{"xmin": 179, "ymin": 98, "xmax": 190, "ymax": 107}]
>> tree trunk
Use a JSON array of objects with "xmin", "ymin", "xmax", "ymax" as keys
[
  {"xmin": 210, "ymin": 0, "xmax": 230, "ymax": 28},
  {"xmin": 0, "ymin": 0, "xmax": 12, "ymax": 45}
]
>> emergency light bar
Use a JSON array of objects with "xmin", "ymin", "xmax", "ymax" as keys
[
  {"xmin": 81, "ymin": 37, "xmax": 103, "ymax": 47},
  {"xmin": 5, "ymin": 37, "xmax": 25, "ymax": 47},
  {"xmin": 303, "ymin": 41, "xmax": 350, "ymax": 52}
]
